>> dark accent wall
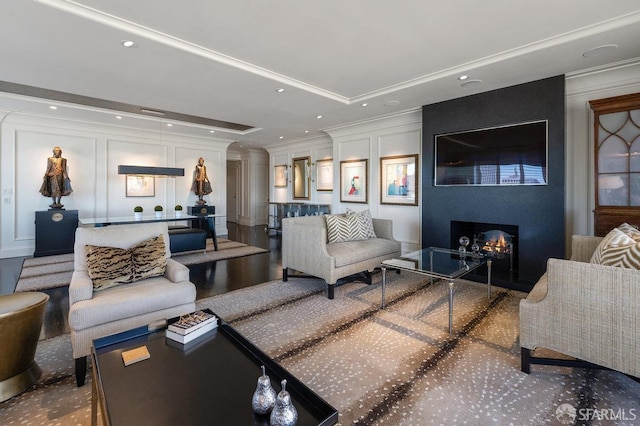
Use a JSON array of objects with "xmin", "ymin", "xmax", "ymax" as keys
[{"xmin": 421, "ymin": 76, "xmax": 565, "ymax": 290}]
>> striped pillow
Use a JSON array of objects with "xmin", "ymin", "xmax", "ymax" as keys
[
  {"xmin": 346, "ymin": 208, "xmax": 377, "ymax": 239},
  {"xmin": 86, "ymin": 235, "xmax": 167, "ymax": 291},
  {"xmin": 325, "ymin": 214, "xmax": 365, "ymax": 243},
  {"xmin": 590, "ymin": 227, "xmax": 640, "ymax": 269}
]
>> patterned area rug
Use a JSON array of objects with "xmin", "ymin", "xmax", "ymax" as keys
[
  {"xmin": 1, "ymin": 274, "xmax": 639, "ymax": 425},
  {"xmin": 14, "ymin": 239, "xmax": 268, "ymax": 292}
]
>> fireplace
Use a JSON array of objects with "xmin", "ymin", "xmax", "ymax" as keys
[{"xmin": 451, "ymin": 221, "xmax": 519, "ymax": 284}]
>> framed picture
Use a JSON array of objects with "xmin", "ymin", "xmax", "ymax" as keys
[
  {"xmin": 380, "ymin": 154, "xmax": 418, "ymax": 205},
  {"xmin": 340, "ymin": 159, "xmax": 368, "ymax": 203},
  {"xmin": 316, "ymin": 159, "xmax": 333, "ymax": 191},
  {"xmin": 126, "ymin": 175, "xmax": 155, "ymax": 197},
  {"xmin": 274, "ymin": 164, "xmax": 287, "ymax": 187}
]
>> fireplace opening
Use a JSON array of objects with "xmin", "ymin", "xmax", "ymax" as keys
[{"xmin": 451, "ymin": 221, "xmax": 519, "ymax": 283}]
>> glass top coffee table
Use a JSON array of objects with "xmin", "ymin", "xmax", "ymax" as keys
[{"xmin": 381, "ymin": 247, "xmax": 492, "ymax": 335}]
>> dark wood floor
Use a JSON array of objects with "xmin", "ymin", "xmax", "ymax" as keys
[{"xmin": 0, "ymin": 223, "xmax": 283, "ymax": 340}]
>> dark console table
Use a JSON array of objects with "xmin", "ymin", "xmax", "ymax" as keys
[
  {"xmin": 34, "ymin": 209, "xmax": 78, "ymax": 257},
  {"xmin": 91, "ymin": 315, "xmax": 338, "ymax": 426}
]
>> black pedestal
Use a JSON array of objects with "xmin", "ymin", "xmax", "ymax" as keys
[{"xmin": 34, "ymin": 209, "xmax": 78, "ymax": 257}]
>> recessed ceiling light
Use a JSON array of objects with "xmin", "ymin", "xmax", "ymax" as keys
[
  {"xmin": 384, "ymin": 100, "xmax": 400, "ymax": 107},
  {"xmin": 116, "ymin": 115, "xmax": 122, "ymax": 119},
  {"xmin": 460, "ymin": 79, "xmax": 483, "ymax": 88},
  {"xmin": 316, "ymin": 115, "xmax": 323, "ymax": 119},
  {"xmin": 583, "ymin": 44, "xmax": 618, "ymax": 58},
  {"xmin": 121, "ymin": 40, "xmax": 136, "ymax": 48},
  {"xmin": 279, "ymin": 136, "xmax": 284, "ymax": 139},
  {"xmin": 458, "ymin": 75, "xmax": 470, "ymax": 81},
  {"xmin": 276, "ymin": 88, "xmax": 285, "ymax": 93},
  {"xmin": 304, "ymin": 130, "xmax": 309, "ymax": 133},
  {"xmin": 49, "ymin": 105, "xmax": 57, "ymax": 110},
  {"xmin": 209, "ymin": 130, "xmax": 215, "ymax": 133},
  {"xmin": 361, "ymin": 103, "xmax": 368, "ymax": 107},
  {"xmin": 166, "ymin": 123, "xmax": 173, "ymax": 127}
]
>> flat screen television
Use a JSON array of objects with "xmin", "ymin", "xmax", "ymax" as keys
[{"xmin": 434, "ymin": 120, "xmax": 548, "ymax": 186}]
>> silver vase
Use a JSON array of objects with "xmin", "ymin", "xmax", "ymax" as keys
[
  {"xmin": 270, "ymin": 379, "xmax": 298, "ymax": 426},
  {"xmin": 251, "ymin": 365, "xmax": 277, "ymax": 415}
]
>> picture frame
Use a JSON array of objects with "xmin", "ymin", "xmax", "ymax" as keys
[
  {"xmin": 340, "ymin": 159, "xmax": 368, "ymax": 203},
  {"xmin": 274, "ymin": 164, "xmax": 287, "ymax": 187},
  {"xmin": 316, "ymin": 159, "xmax": 333, "ymax": 191},
  {"xmin": 380, "ymin": 154, "xmax": 418, "ymax": 205},
  {"xmin": 126, "ymin": 175, "xmax": 155, "ymax": 197}
]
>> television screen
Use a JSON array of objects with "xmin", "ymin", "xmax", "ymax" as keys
[{"xmin": 434, "ymin": 120, "xmax": 548, "ymax": 186}]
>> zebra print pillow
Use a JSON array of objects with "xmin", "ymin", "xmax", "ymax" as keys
[
  {"xmin": 86, "ymin": 235, "xmax": 167, "ymax": 291},
  {"xmin": 346, "ymin": 208, "xmax": 377, "ymax": 239},
  {"xmin": 590, "ymin": 226, "xmax": 640, "ymax": 269},
  {"xmin": 325, "ymin": 214, "xmax": 366, "ymax": 243}
]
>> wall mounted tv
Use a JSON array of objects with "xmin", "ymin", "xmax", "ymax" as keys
[{"xmin": 434, "ymin": 120, "xmax": 548, "ymax": 186}]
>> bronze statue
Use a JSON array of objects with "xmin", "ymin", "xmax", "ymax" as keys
[
  {"xmin": 39, "ymin": 146, "xmax": 72, "ymax": 209},
  {"xmin": 191, "ymin": 157, "xmax": 212, "ymax": 205}
]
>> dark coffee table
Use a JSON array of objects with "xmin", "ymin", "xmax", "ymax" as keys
[{"xmin": 90, "ymin": 315, "xmax": 338, "ymax": 425}]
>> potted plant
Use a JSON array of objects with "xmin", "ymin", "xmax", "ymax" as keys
[
  {"xmin": 134, "ymin": 206, "xmax": 143, "ymax": 220},
  {"xmin": 154, "ymin": 205, "xmax": 163, "ymax": 219},
  {"xmin": 174, "ymin": 204, "xmax": 183, "ymax": 218}
]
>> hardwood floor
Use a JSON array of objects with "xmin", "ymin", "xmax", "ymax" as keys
[{"xmin": 0, "ymin": 223, "xmax": 283, "ymax": 340}]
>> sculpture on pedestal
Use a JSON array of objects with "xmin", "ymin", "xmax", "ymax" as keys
[
  {"xmin": 191, "ymin": 157, "xmax": 212, "ymax": 205},
  {"xmin": 39, "ymin": 146, "xmax": 73, "ymax": 209}
]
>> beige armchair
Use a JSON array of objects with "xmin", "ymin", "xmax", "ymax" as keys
[
  {"xmin": 520, "ymin": 235, "xmax": 640, "ymax": 378},
  {"xmin": 69, "ymin": 222, "xmax": 196, "ymax": 386}
]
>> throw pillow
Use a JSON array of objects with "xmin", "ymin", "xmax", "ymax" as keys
[
  {"xmin": 617, "ymin": 222, "xmax": 640, "ymax": 241},
  {"xmin": 346, "ymin": 208, "xmax": 377, "ymax": 239},
  {"xmin": 325, "ymin": 214, "xmax": 365, "ymax": 243},
  {"xmin": 85, "ymin": 235, "xmax": 167, "ymax": 291},
  {"xmin": 86, "ymin": 245, "xmax": 134, "ymax": 291},
  {"xmin": 590, "ymin": 227, "xmax": 640, "ymax": 269},
  {"xmin": 131, "ymin": 235, "xmax": 167, "ymax": 281}
]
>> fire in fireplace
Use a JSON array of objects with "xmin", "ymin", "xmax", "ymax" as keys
[{"xmin": 450, "ymin": 221, "xmax": 519, "ymax": 279}]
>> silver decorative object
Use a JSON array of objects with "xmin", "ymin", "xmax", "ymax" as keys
[
  {"xmin": 270, "ymin": 379, "xmax": 298, "ymax": 426},
  {"xmin": 252, "ymin": 365, "xmax": 277, "ymax": 415}
]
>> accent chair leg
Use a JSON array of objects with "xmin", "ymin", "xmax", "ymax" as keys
[
  {"xmin": 521, "ymin": 347, "xmax": 531, "ymax": 374},
  {"xmin": 327, "ymin": 284, "xmax": 335, "ymax": 299},
  {"xmin": 75, "ymin": 356, "xmax": 87, "ymax": 387},
  {"xmin": 365, "ymin": 271, "xmax": 372, "ymax": 285},
  {"xmin": 283, "ymin": 267, "xmax": 288, "ymax": 282}
]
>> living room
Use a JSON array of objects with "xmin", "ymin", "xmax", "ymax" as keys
[{"xmin": 2, "ymin": 2, "xmax": 640, "ymax": 424}]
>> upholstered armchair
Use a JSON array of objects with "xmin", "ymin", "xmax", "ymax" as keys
[
  {"xmin": 520, "ymin": 234, "xmax": 640, "ymax": 378},
  {"xmin": 69, "ymin": 222, "xmax": 196, "ymax": 386}
]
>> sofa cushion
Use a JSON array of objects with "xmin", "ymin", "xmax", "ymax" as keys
[
  {"xmin": 86, "ymin": 235, "xmax": 167, "ymax": 291},
  {"xmin": 346, "ymin": 208, "xmax": 377, "ymax": 239},
  {"xmin": 590, "ymin": 227, "xmax": 640, "ymax": 269},
  {"xmin": 326, "ymin": 214, "xmax": 366, "ymax": 243},
  {"xmin": 327, "ymin": 238, "xmax": 399, "ymax": 267}
]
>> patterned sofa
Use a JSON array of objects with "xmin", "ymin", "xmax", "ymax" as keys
[
  {"xmin": 68, "ymin": 222, "xmax": 196, "ymax": 386},
  {"xmin": 520, "ymin": 233, "xmax": 640, "ymax": 378},
  {"xmin": 282, "ymin": 214, "xmax": 401, "ymax": 299}
]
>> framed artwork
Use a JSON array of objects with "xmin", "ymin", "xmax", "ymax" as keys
[
  {"xmin": 380, "ymin": 154, "xmax": 418, "ymax": 205},
  {"xmin": 316, "ymin": 159, "xmax": 333, "ymax": 191},
  {"xmin": 126, "ymin": 175, "xmax": 155, "ymax": 197},
  {"xmin": 340, "ymin": 159, "xmax": 368, "ymax": 203},
  {"xmin": 274, "ymin": 165, "xmax": 287, "ymax": 187}
]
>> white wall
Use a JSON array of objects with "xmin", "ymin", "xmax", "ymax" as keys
[
  {"xmin": 565, "ymin": 59, "xmax": 640, "ymax": 252},
  {"xmin": 0, "ymin": 111, "xmax": 233, "ymax": 258}
]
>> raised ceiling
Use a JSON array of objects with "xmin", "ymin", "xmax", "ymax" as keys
[{"xmin": 1, "ymin": 0, "xmax": 640, "ymax": 148}]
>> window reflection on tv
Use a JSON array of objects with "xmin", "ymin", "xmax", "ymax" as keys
[{"xmin": 434, "ymin": 120, "xmax": 548, "ymax": 186}]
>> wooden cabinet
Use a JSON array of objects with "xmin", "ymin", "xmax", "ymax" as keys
[{"xmin": 590, "ymin": 93, "xmax": 640, "ymax": 236}]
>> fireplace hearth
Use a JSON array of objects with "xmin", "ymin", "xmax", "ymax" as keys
[{"xmin": 451, "ymin": 221, "xmax": 519, "ymax": 285}]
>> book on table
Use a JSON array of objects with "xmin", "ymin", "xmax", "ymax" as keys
[
  {"xmin": 167, "ymin": 309, "xmax": 217, "ymax": 335},
  {"xmin": 166, "ymin": 321, "xmax": 218, "ymax": 344}
]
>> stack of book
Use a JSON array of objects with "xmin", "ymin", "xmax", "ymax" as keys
[{"xmin": 166, "ymin": 309, "xmax": 218, "ymax": 344}]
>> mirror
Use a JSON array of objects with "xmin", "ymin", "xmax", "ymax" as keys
[{"xmin": 292, "ymin": 156, "xmax": 310, "ymax": 199}]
